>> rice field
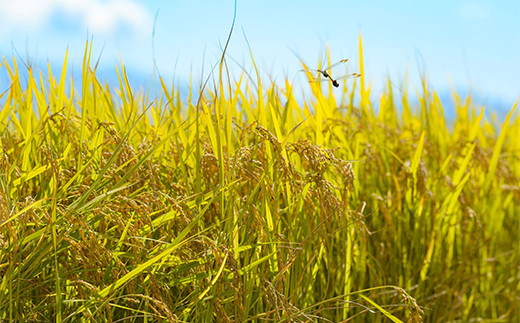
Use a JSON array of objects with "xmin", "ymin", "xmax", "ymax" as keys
[{"xmin": 0, "ymin": 38, "xmax": 518, "ymax": 322}]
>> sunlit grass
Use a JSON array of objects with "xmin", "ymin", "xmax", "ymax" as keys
[{"xmin": 0, "ymin": 38, "xmax": 518, "ymax": 322}]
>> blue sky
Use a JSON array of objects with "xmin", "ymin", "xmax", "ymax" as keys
[{"xmin": 1, "ymin": 0, "xmax": 518, "ymax": 112}]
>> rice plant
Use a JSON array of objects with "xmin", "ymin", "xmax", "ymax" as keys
[{"xmin": 0, "ymin": 37, "xmax": 518, "ymax": 322}]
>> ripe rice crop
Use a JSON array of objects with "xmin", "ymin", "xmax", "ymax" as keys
[{"xmin": 0, "ymin": 38, "xmax": 518, "ymax": 322}]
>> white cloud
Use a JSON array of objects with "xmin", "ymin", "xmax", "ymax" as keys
[
  {"xmin": 0, "ymin": 0, "xmax": 56, "ymax": 29},
  {"xmin": 0, "ymin": 0, "xmax": 153, "ymax": 35}
]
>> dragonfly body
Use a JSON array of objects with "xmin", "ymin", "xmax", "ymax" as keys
[
  {"xmin": 317, "ymin": 69, "xmax": 339, "ymax": 87},
  {"xmin": 302, "ymin": 59, "xmax": 360, "ymax": 87}
]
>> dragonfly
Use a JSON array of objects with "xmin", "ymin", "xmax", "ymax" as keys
[{"xmin": 301, "ymin": 59, "xmax": 361, "ymax": 87}]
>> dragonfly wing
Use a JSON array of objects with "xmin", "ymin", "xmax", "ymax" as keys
[
  {"xmin": 309, "ymin": 78, "xmax": 331, "ymax": 83},
  {"xmin": 322, "ymin": 59, "xmax": 349, "ymax": 71},
  {"xmin": 334, "ymin": 73, "xmax": 361, "ymax": 80},
  {"xmin": 301, "ymin": 69, "xmax": 321, "ymax": 78},
  {"xmin": 302, "ymin": 69, "xmax": 329, "ymax": 83},
  {"xmin": 300, "ymin": 68, "xmax": 319, "ymax": 73}
]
